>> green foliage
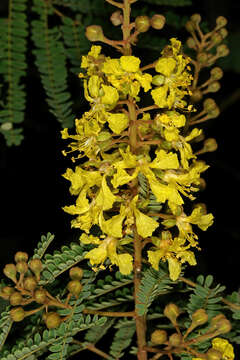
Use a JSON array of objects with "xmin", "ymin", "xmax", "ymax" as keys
[
  {"xmin": 0, "ymin": 0, "xmax": 27, "ymax": 146},
  {"xmin": 32, "ymin": 232, "xmax": 55, "ymax": 260},
  {"xmin": 187, "ymin": 275, "xmax": 226, "ymax": 319},
  {"xmin": 0, "ymin": 308, "xmax": 12, "ymax": 352},
  {"xmin": 110, "ymin": 319, "xmax": 136, "ymax": 358},
  {"xmin": 84, "ymin": 318, "xmax": 115, "ymax": 343},
  {"xmin": 136, "ymin": 267, "xmax": 173, "ymax": 316}
]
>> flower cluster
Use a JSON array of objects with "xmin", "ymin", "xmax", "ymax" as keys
[
  {"xmin": 193, "ymin": 337, "xmax": 235, "ymax": 360},
  {"xmin": 62, "ymin": 39, "xmax": 213, "ymax": 280}
]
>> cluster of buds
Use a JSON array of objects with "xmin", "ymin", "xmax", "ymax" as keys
[
  {"xmin": 149, "ymin": 304, "xmax": 232, "ymax": 358},
  {"xmin": 0, "ymin": 251, "xmax": 84, "ymax": 329},
  {"xmin": 86, "ymin": 11, "xmax": 165, "ymax": 51}
]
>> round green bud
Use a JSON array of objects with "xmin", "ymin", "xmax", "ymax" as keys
[
  {"xmin": 34, "ymin": 289, "xmax": 47, "ymax": 304},
  {"xmin": 192, "ymin": 309, "xmax": 208, "ymax": 326},
  {"xmin": 14, "ymin": 251, "xmax": 28, "ymax": 263},
  {"xmin": 0, "ymin": 286, "xmax": 15, "ymax": 300},
  {"xmin": 29, "ymin": 259, "xmax": 43, "ymax": 274},
  {"xmin": 216, "ymin": 318, "xmax": 232, "ymax": 334},
  {"xmin": 69, "ymin": 267, "xmax": 84, "ymax": 281},
  {"xmin": 207, "ymin": 81, "xmax": 221, "ymax": 93},
  {"xmin": 216, "ymin": 16, "xmax": 227, "ymax": 28},
  {"xmin": 207, "ymin": 348, "xmax": 222, "ymax": 360},
  {"xmin": 3, "ymin": 264, "xmax": 17, "ymax": 282},
  {"xmin": 45, "ymin": 312, "xmax": 61, "ymax": 329},
  {"xmin": 151, "ymin": 329, "xmax": 167, "ymax": 344},
  {"xmin": 186, "ymin": 37, "xmax": 196, "ymax": 49},
  {"xmin": 10, "ymin": 307, "xmax": 25, "ymax": 322},
  {"xmin": 163, "ymin": 303, "xmax": 180, "ymax": 325},
  {"xmin": 16, "ymin": 261, "xmax": 28, "ymax": 274},
  {"xmin": 135, "ymin": 16, "xmax": 150, "ymax": 33},
  {"xmin": 197, "ymin": 52, "xmax": 208, "ymax": 64},
  {"xmin": 152, "ymin": 74, "xmax": 165, "ymax": 86},
  {"xmin": 203, "ymin": 98, "xmax": 217, "ymax": 112},
  {"xmin": 110, "ymin": 11, "xmax": 122, "ymax": 26},
  {"xmin": 191, "ymin": 89, "xmax": 203, "ymax": 103},
  {"xmin": 1, "ymin": 122, "xmax": 12, "ymax": 131},
  {"xmin": 190, "ymin": 14, "xmax": 201, "ymax": 25},
  {"xmin": 67, "ymin": 280, "xmax": 82, "ymax": 297},
  {"xmin": 211, "ymin": 33, "xmax": 222, "ymax": 45},
  {"xmin": 23, "ymin": 276, "xmax": 37, "ymax": 292},
  {"xmin": 150, "ymin": 14, "xmax": 165, "ymax": 30},
  {"xmin": 219, "ymin": 28, "xmax": 228, "ymax": 39},
  {"xmin": 203, "ymin": 138, "xmax": 218, "ymax": 152},
  {"xmin": 216, "ymin": 44, "xmax": 229, "ymax": 58},
  {"xmin": 210, "ymin": 67, "xmax": 223, "ymax": 81},
  {"xmin": 169, "ymin": 333, "xmax": 182, "ymax": 347},
  {"xmin": 185, "ymin": 20, "xmax": 195, "ymax": 33},
  {"xmin": 85, "ymin": 25, "xmax": 104, "ymax": 42},
  {"xmin": 9, "ymin": 292, "xmax": 23, "ymax": 306}
]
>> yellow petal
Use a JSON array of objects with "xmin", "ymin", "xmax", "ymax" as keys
[
  {"xmin": 120, "ymin": 56, "xmax": 140, "ymax": 72},
  {"xmin": 116, "ymin": 253, "xmax": 133, "ymax": 275},
  {"xmin": 155, "ymin": 57, "xmax": 176, "ymax": 77},
  {"xmin": 134, "ymin": 207, "xmax": 159, "ymax": 238},
  {"xmin": 151, "ymin": 85, "xmax": 168, "ymax": 108},
  {"xmin": 84, "ymin": 245, "xmax": 107, "ymax": 265},
  {"xmin": 88, "ymin": 45, "xmax": 102, "ymax": 58},
  {"xmin": 107, "ymin": 113, "xmax": 129, "ymax": 134},
  {"xmin": 95, "ymin": 176, "xmax": 117, "ymax": 210},
  {"xmin": 212, "ymin": 338, "xmax": 234, "ymax": 360},
  {"xmin": 88, "ymin": 75, "xmax": 101, "ymax": 98},
  {"xmin": 135, "ymin": 73, "xmax": 152, "ymax": 92},
  {"xmin": 148, "ymin": 250, "xmax": 164, "ymax": 270},
  {"xmin": 102, "ymin": 58, "xmax": 123, "ymax": 75},
  {"xmin": 99, "ymin": 211, "xmax": 125, "ymax": 238},
  {"xmin": 111, "ymin": 167, "xmax": 135, "ymax": 188},
  {"xmin": 151, "ymin": 149, "xmax": 179, "ymax": 170},
  {"xmin": 80, "ymin": 233, "xmax": 101, "ymax": 245},
  {"xmin": 101, "ymin": 85, "xmax": 119, "ymax": 106},
  {"xmin": 167, "ymin": 257, "xmax": 181, "ymax": 281}
]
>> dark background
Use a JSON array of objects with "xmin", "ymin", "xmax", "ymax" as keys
[{"xmin": 0, "ymin": 0, "xmax": 240, "ymax": 357}]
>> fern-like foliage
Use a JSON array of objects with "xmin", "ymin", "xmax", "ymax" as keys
[
  {"xmin": 187, "ymin": 275, "xmax": 226, "ymax": 319},
  {"xmin": 0, "ymin": 0, "xmax": 28, "ymax": 146},
  {"xmin": 31, "ymin": 0, "xmax": 74, "ymax": 128},
  {"xmin": 110, "ymin": 319, "xmax": 136, "ymax": 359},
  {"xmin": 0, "ymin": 308, "xmax": 12, "ymax": 352},
  {"xmin": 136, "ymin": 267, "xmax": 173, "ymax": 316},
  {"xmin": 32, "ymin": 232, "xmax": 55, "ymax": 260},
  {"xmin": 84, "ymin": 318, "xmax": 115, "ymax": 344}
]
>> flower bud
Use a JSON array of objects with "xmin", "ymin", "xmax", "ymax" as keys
[
  {"xmin": 219, "ymin": 28, "xmax": 228, "ymax": 39},
  {"xmin": 210, "ymin": 67, "xmax": 223, "ymax": 81},
  {"xmin": 85, "ymin": 25, "xmax": 104, "ymax": 42},
  {"xmin": 169, "ymin": 333, "xmax": 182, "ymax": 347},
  {"xmin": 135, "ymin": 16, "xmax": 150, "ymax": 33},
  {"xmin": 207, "ymin": 81, "xmax": 221, "ymax": 93},
  {"xmin": 203, "ymin": 138, "xmax": 218, "ymax": 152},
  {"xmin": 197, "ymin": 52, "xmax": 208, "ymax": 64},
  {"xmin": 9, "ymin": 292, "xmax": 23, "ymax": 306},
  {"xmin": 191, "ymin": 89, "xmax": 203, "ymax": 103},
  {"xmin": 110, "ymin": 11, "xmax": 122, "ymax": 26},
  {"xmin": 207, "ymin": 348, "xmax": 222, "ymax": 360},
  {"xmin": 191, "ymin": 14, "xmax": 201, "ymax": 25},
  {"xmin": 211, "ymin": 33, "xmax": 222, "ymax": 45},
  {"xmin": 191, "ymin": 309, "xmax": 208, "ymax": 326},
  {"xmin": 216, "ymin": 318, "xmax": 232, "ymax": 334},
  {"xmin": 207, "ymin": 107, "xmax": 220, "ymax": 119},
  {"xmin": 163, "ymin": 303, "xmax": 180, "ymax": 325},
  {"xmin": 210, "ymin": 314, "xmax": 225, "ymax": 329},
  {"xmin": 152, "ymin": 74, "xmax": 165, "ymax": 86},
  {"xmin": 150, "ymin": 14, "xmax": 165, "ymax": 30},
  {"xmin": 23, "ymin": 276, "xmax": 37, "ymax": 292},
  {"xmin": 44, "ymin": 312, "xmax": 61, "ymax": 329},
  {"xmin": 3, "ymin": 264, "xmax": 17, "ymax": 283},
  {"xmin": 193, "ymin": 203, "xmax": 207, "ymax": 215},
  {"xmin": 185, "ymin": 21, "xmax": 195, "ymax": 33},
  {"xmin": 29, "ymin": 259, "xmax": 43, "ymax": 279},
  {"xmin": 14, "ymin": 251, "xmax": 28, "ymax": 263},
  {"xmin": 216, "ymin": 16, "xmax": 227, "ymax": 28},
  {"xmin": 216, "ymin": 44, "xmax": 229, "ymax": 58},
  {"xmin": 198, "ymin": 178, "xmax": 206, "ymax": 191},
  {"xmin": 186, "ymin": 37, "xmax": 196, "ymax": 49},
  {"xmin": 10, "ymin": 307, "xmax": 25, "ymax": 322},
  {"xmin": 203, "ymin": 98, "xmax": 217, "ymax": 112},
  {"xmin": 0, "ymin": 286, "xmax": 14, "ymax": 300},
  {"xmin": 151, "ymin": 329, "xmax": 167, "ymax": 344},
  {"xmin": 69, "ymin": 267, "xmax": 84, "ymax": 280},
  {"xmin": 16, "ymin": 261, "xmax": 28, "ymax": 274},
  {"xmin": 34, "ymin": 289, "xmax": 47, "ymax": 304},
  {"xmin": 67, "ymin": 280, "xmax": 82, "ymax": 297}
]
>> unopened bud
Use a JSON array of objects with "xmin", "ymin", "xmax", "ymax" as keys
[
  {"xmin": 0, "ymin": 286, "xmax": 14, "ymax": 300},
  {"xmin": 216, "ymin": 318, "xmax": 232, "ymax": 334},
  {"xmin": 29, "ymin": 259, "xmax": 43, "ymax": 278},
  {"xmin": 191, "ymin": 89, "xmax": 203, "ymax": 103},
  {"xmin": 150, "ymin": 14, "xmax": 165, "ymax": 30},
  {"xmin": 203, "ymin": 98, "xmax": 217, "ymax": 112},
  {"xmin": 110, "ymin": 11, "xmax": 122, "ymax": 26},
  {"xmin": 16, "ymin": 261, "xmax": 28, "ymax": 274},
  {"xmin": 216, "ymin": 16, "xmax": 227, "ymax": 28},
  {"xmin": 198, "ymin": 178, "xmax": 206, "ymax": 191},
  {"xmin": 9, "ymin": 292, "xmax": 23, "ymax": 306},
  {"xmin": 210, "ymin": 314, "xmax": 225, "ymax": 329},
  {"xmin": 85, "ymin": 25, "xmax": 104, "ymax": 42},
  {"xmin": 216, "ymin": 44, "xmax": 229, "ymax": 58},
  {"xmin": 45, "ymin": 312, "xmax": 61, "ymax": 329},
  {"xmin": 207, "ymin": 81, "xmax": 221, "ymax": 93},
  {"xmin": 3, "ymin": 264, "xmax": 17, "ymax": 283},
  {"xmin": 219, "ymin": 28, "xmax": 228, "ymax": 39},
  {"xmin": 14, "ymin": 251, "xmax": 28, "ymax": 263},
  {"xmin": 197, "ymin": 52, "xmax": 208, "ymax": 64},
  {"xmin": 186, "ymin": 37, "xmax": 196, "ymax": 49},
  {"xmin": 135, "ymin": 16, "xmax": 150, "ymax": 33},
  {"xmin": 211, "ymin": 33, "xmax": 222, "ymax": 45},
  {"xmin": 23, "ymin": 276, "xmax": 37, "ymax": 292},
  {"xmin": 203, "ymin": 138, "xmax": 218, "ymax": 152},
  {"xmin": 67, "ymin": 280, "xmax": 82, "ymax": 297},
  {"xmin": 207, "ymin": 348, "xmax": 222, "ymax": 360},
  {"xmin": 10, "ymin": 307, "xmax": 25, "ymax": 322},
  {"xmin": 34, "ymin": 289, "xmax": 47, "ymax": 304},
  {"xmin": 192, "ymin": 309, "xmax": 208, "ymax": 326},
  {"xmin": 210, "ymin": 67, "xmax": 223, "ymax": 81},
  {"xmin": 207, "ymin": 107, "xmax": 220, "ymax": 119},
  {"xmin": 151, "ymin": 329, "xmax": 167, "ymax": 344},
  {"xmin": 69, "ymin": 267, "xmax": 84, "ymax": 280},
  {"xmin": 185, "ymin": 21, "xmax": 195, "ymax": 33},
  {"xmin": 191, "ymin": 14, "xmax": 201, "ymax": 25},
  {"xmin": 152, "ymin": 74, "xmax": 165, "ymax": 86},
  {"xmin": 164, "ymin": 303, "xmax": 180, "ymax": 325},
  {"xmin": 169, "ymin": 333, "xmax": 182, "ymax": 347}
]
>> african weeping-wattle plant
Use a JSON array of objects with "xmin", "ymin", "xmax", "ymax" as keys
[{"xmin": 1, "ymin": 1, "xmax": 240, "ymax": 360}]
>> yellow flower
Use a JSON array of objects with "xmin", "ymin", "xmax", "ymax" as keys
[
  {"xmin": 80, "ymin": 45, "xmax": 103, "ymax": 76},
  {"xmin": 212, "ymin": 338, "xmax": 234, "ymax": 360},
  {"xmin": 106, "ymin": 113, "xmax": 129, "ymax": 134}
]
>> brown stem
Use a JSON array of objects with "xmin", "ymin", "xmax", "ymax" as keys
[
  {"xmin": 105, "ymin": 0, "xmax": 123, "ymax": 8},
  {"xmin": 137, "ymin": 105, "xmax": 158, "ymax": 115},
  {"xmin": 122, "ymin": 0, "xmax": 132, "ymax": 55},
  {"xmin": 83, "ymin": 309, "xmax": 135, "ymax": 317}
]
